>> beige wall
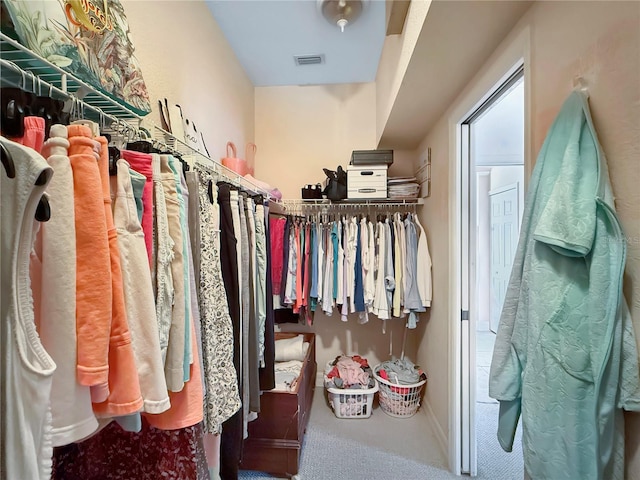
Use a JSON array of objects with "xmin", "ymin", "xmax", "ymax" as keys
[
  {"xmin": 254, "ymin": 81, "xmax": 421, "ymax": 377},
  {"xmin": 122, "ymin": 0, "xmax": 255, "ymax": 160},
  {"xmin": 254, "ymin": 83, "xmax": 377, "ymax": 198},
  {"xmin": 375, "ymin": 0, "xmax": 431, "ymax": 144},
  {"xmin": 413, "ymin": 0, "xmax": 640, "ymax": 474}
]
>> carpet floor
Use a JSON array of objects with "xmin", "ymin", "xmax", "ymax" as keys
[{"xmin": 239, "ymin": 389, "xmax": 524, "ymax": 479}]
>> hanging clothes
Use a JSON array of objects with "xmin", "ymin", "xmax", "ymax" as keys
[
  {"xmin": 67, "ymin": 125, "xmax": 113, "ymax": 399},
  {"xmin": 52, "ymin": 421, "xmax": 210, "ymax": 480},
  {"xmin": 266, "ymin": 211, "xmax": 431, "ymax": 329},
  {"xmin": 121, "ymin": 149, "xmax": 154, "ymax": 264},
  {"xmin": 152, "ymin": 153, "xmax": 175, "ymax": 369},
  {"xmin": 216, "ymin": 181, "xmax": 244, "ymax": 480},
  {"xmin": 1, "ymin": 137, "xmax": 56, "ymax": 480},
  {"xmin": 194, "ymin": 168, "xmax": 241, "ymax": 434},
  {"xmin": 36, "ymin": 126, "xmax": 99, "ymax": 446},
  {"xmin": 489, "ymin": 91, "xmax": 640, "ymax": 480},
  {"xmin": 92, "ymin": 133, "xmax": 143, "ymax": 417},
  {"xmin": 112, "ymin": 159, "xmax": 170, "ymax": 415}
]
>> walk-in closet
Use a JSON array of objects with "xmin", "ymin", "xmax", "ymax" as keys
[{"xmin": 1, "ymin": 1, "xmax": 639, "ymax": 479}]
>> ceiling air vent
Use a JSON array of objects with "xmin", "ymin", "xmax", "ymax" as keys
[{"xmin": 294, "ymin": 54, "xmax": 325, "ymax": 66}]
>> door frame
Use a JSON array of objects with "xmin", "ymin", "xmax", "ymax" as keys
[{"xmin": 447, "ymin": 26, "xmax": 532, "ymax": 476}]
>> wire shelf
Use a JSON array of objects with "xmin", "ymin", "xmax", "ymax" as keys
[
  {"xmin": 0, "ymin": 32, "xmax": 142, "ymax": 121},
  {"xmin": 0, "ymin": 31, "xmax": 276, "ymax": 200}
]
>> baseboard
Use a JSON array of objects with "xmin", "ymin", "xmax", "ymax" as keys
[{"xmin": 421, "ymin": 398, "xmax": 448, "ymax": 464}]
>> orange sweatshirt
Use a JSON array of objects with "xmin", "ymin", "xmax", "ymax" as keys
[
  {"xmin": 67, "ymin": 125, "xmax": 112, "ymax": 389},
  {"xmin": 91, "ymin": 136, "xmax": 143, "ymax": 416}
]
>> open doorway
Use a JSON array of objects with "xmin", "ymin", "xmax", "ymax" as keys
[{"xmin": 460, "ymin": 67, "xmax": 526, "ymax": 477}]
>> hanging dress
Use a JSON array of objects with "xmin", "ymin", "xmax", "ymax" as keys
[{"xmin": 195, "ymin": 167, "xmax": 241, "ymax": 433}]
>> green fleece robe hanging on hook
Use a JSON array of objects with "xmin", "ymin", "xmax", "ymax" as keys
[{"xmin": 489, "ymin": 91, "xmax": 640, "ymax": 480}]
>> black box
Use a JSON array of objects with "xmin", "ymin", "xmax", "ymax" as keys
[{"xmin": 350, "ymin": 150, "xmax": 394, "ymax": 166}]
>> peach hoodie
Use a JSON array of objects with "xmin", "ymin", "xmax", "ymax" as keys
[{"xmin": 67, "ymin": 125, "xmax": 112, "ymax": 390}]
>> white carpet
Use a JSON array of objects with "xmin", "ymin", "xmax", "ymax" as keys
[
  {"xmin": 239, "ymin": 390, "xmax": 524, "ymax": 480},
  {"xmin": 476, "ymin": 402, "xmax": 524, "ymax": 479},
  {"xmin": 239, "ymin": 388, "xmax": 455, "ymax": 479}
]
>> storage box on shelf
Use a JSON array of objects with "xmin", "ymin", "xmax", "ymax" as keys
[
  {"xmin": 347, "ymin": 164, "xmax": 388, "ymax": 199},
  {"xmin": 350, "ymin": 149, "xmax": 394, "ymax": 166}
]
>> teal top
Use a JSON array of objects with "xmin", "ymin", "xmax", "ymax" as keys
[{"xmin": 489, "ymin": 91, "xmax": 640, "ymax": 480}]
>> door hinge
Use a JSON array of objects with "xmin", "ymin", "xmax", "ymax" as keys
[{"xmin": 461, "ymin": 310, "xmax": 469, "ymax": 321}]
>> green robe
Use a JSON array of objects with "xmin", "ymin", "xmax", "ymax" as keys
[{"xmin": 489, "ymin": 91, "xmax": 640, "ymax": 479}]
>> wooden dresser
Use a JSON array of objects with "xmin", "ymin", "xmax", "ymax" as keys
[{"xmin": 240, "ymin": 332, "xmax": 317, "ymax": 478}]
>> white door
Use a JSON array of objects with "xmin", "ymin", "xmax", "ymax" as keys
[{"xmin": 489, "ymin": 184, "xmax": 519, "ymax": 333}]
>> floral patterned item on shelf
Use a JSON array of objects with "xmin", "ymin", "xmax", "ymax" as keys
[{"xmin": 2, "ymin": 0, "xmax": 152, "ymax": 115}]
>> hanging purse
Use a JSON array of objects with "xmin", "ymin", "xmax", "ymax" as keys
[{"xmin": 222, "ymin": 141, "xmax": 248, "ymax": 176}]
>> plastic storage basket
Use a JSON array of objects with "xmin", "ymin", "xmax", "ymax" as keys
[
  {"xmin": 325, "ymin": 379, "xmax": 379, "ymax": 419},
  {"xmin": 373, "ymin": 366, "xmax": 427, "ymax": 418}
]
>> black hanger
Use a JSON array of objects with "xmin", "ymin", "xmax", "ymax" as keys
[
  {"xmin": 126, "ymin": 140, "xmax": 156, "ymax": 154},
  {"xmin": 207, "ymin": 179, "xmax": 214, "ymax": 204},
  {"xmin": 35, "ymin": 193, "xmax": 50, "ymax": 222},
  {"xmin": 1, "ymin": 88, "xmax": 28, "ymax": 137},
  {"xmin": 108, "ymin": 146, "xmax": 120, "ymax": 176},
  {"xmin": 1, "ymin": 142, "xmax": 16, "ymax": 178},
  {"xmin": 31, "ymin": 96, "xmax": 63, "ymax": 139}
]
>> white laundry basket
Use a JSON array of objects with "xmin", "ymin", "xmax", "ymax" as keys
[
  {"xmin": 325, "ymin": 379, "xmax": 379, "ymax": 419},
  {"xmin": 373, "ymin": 366, "xmax": 426, "ymax": 418},
  {"xmin": 324, "ymin": 360, "xmax": 378, "ymax": 419}
]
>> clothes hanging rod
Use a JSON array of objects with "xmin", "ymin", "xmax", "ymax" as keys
[
  {"xmin": 279, "ymin": 198, "xmax": 424, "ymax": 207},
  {"xmin": 150, "ymin": 125, "xmax": 275, "ymax": 199}
]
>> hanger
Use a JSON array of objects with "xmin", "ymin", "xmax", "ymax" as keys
[
  {"xmin": 0, "ymin": 87, "xmax": 28, "ymax": 137},
  {"xmin": 1, "ymin": 142, "xmax": 16, "ymax": 178},
  {"xmin": 35, "ymin": 193, "xmax": 51, "ymax": 222}
]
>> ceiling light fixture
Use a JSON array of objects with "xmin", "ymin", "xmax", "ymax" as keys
[{"xmin": 318, "ymin": 0, "xmax": 365, "ymax": 33}]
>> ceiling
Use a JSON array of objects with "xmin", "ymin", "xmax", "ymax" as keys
[
  {"xmin": 206, "ymin": 0, "xmax": 386, "ymax": 87},
  {"xmin": 379, "ymin": 1, "xmax": 533, "ymax": 149}
]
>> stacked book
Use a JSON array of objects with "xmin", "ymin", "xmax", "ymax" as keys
[{"xmin": 387, "ymin": 176, "xmax": 420, "ymax": 199}]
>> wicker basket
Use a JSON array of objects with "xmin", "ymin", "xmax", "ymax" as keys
[{"xmin": 373, "ymin": 366, "xmax": 426, "ymax": 418}]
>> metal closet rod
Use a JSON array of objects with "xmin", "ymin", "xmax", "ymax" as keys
[
  {"xmin": 279, "ymin": 199, "xmax": 422, "ymax": 208},
  {"xmin": 150, "ymin": 124, "xmax": 274, "ymax": 198}
]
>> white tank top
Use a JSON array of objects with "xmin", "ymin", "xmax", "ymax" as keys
[{"xmin": 1, "ymin": 137, "xmax": 56, "ymax": 480}]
